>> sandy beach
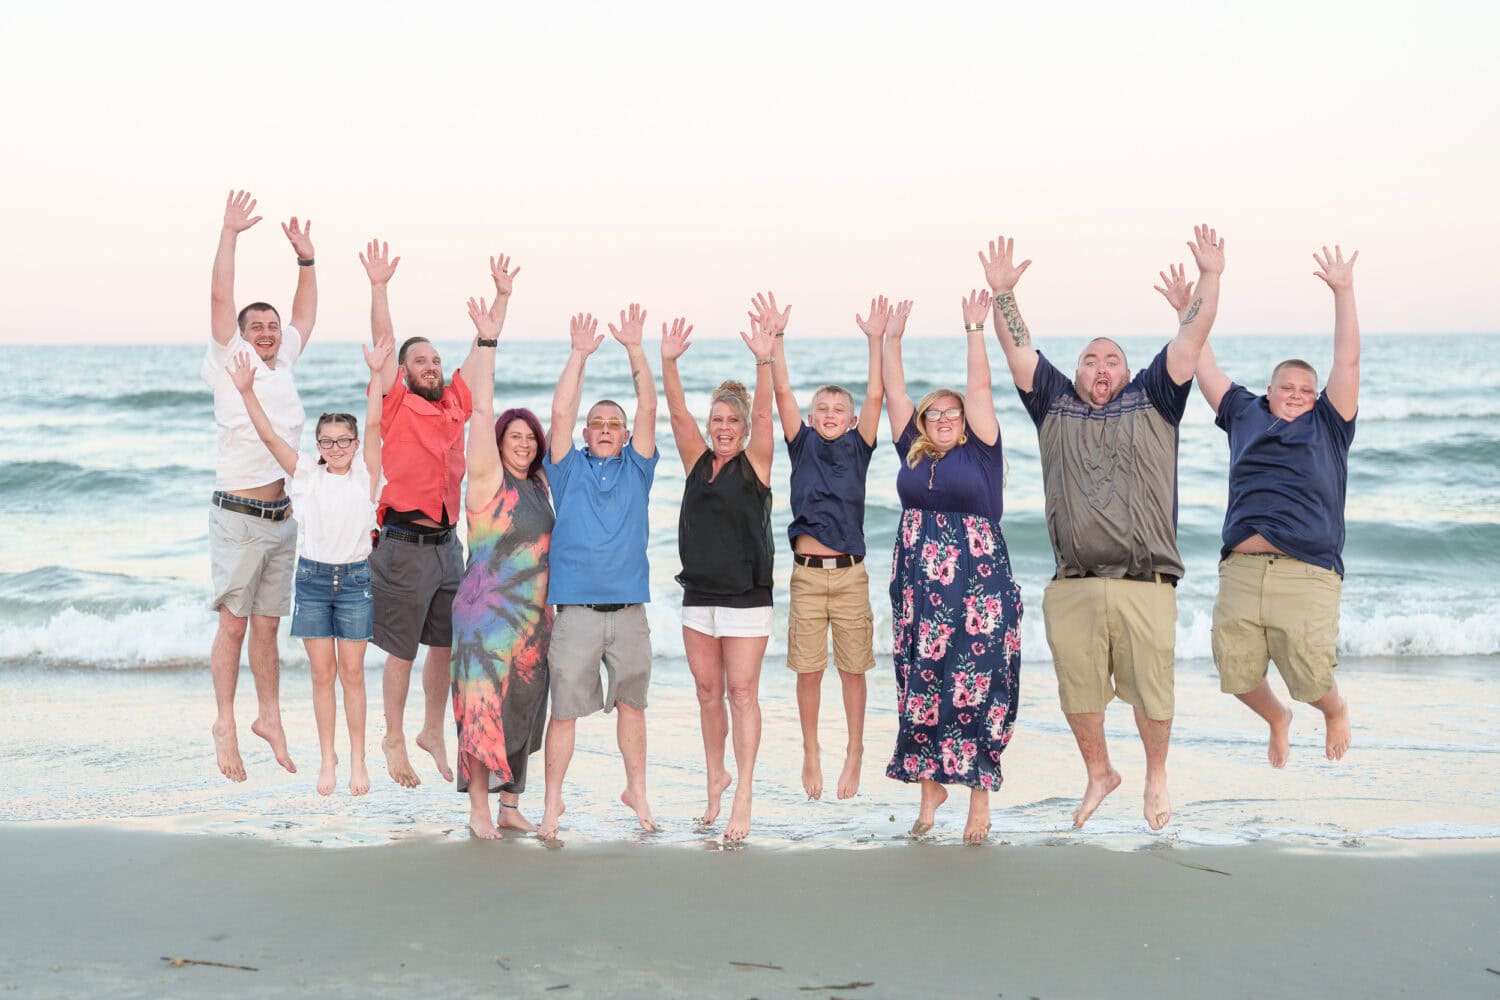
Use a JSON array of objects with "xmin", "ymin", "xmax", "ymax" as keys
[{"xmin": 2, "ymin": 825, "xmax": 1496, "ymax": 999}]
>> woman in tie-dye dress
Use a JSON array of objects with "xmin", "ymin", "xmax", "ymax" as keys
[{"xmin": 880, "ymin": 291, "xmax": 1022, "ymax": 845}]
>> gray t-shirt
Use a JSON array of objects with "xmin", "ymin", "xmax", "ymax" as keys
[{"xmin": 1018, "ymin": 346, "xmax": 1191, "ymax": 579}]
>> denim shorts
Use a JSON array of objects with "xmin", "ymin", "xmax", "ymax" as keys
[{"xmin": 290, "ymin": 557, "xmax": 374, "ymax": 641}]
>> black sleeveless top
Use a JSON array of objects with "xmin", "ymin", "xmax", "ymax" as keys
[{"xmin": 677, "ymin": 450, "xmax": 774, "ymax": 608}]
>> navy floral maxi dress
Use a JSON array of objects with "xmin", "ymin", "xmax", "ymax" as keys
[{"xmin": 887, "ymin": 417, "xmax": 1022, "ymax": 791}]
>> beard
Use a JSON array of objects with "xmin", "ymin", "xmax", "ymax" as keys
[{"xmin": 410, "ymin": 377, "xmax": 445, "ymax": 403}]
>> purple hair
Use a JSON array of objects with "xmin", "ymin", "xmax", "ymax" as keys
[{"xmin": 495, "ymin": 407, "xmax": 547, "ymax": 486}]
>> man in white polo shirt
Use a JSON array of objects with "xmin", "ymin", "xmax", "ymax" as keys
[{"xmin": 201, "ymin": 188, "xmax": 318, "ymax": 782}]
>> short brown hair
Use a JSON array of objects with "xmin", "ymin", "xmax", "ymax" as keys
[{"xmin": 1271, "ymin": 358, "xmax": 1318, "ymax": 384}]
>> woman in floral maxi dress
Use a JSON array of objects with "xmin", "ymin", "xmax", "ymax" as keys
[{"xmin": 880, "ymin": 291, "xmax": 1022, "ymax": 844}]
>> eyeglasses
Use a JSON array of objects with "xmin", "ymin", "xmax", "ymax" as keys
[
  {"xmin": 587, "ymin": 417, "xmax": 626, "ymax": 429},
  {"xmin": 316, "ymin": 436, "xmax": 357, "ymax": 449},
  {"xmin": 923, "ymin": 407, "xmax": 963, "ymax": 422}
]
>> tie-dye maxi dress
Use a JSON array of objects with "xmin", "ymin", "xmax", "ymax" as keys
[{"xmin": 451, "ymin": 471, "xmax": 553, "ymax": 793}]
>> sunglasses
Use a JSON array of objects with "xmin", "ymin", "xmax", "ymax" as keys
[{"xmin": 587, "ymin": 417, "xmax": 626, "ymax": 429}]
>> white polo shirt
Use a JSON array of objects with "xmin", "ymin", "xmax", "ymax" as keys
[{"xmin": 201, "ymin": 330, "xmax": 306, "ymax": 492}]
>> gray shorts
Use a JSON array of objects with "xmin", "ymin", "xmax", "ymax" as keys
[
  {"xmin": 209, "ymin": 502, "xmax": 296, "ymax": 619},
  {"xmin": 548, "ymin": 604, "xmax": 652, "ymax": 719},
  {"xmin": 369, "ymin": 529, "xmax": 463, "ymax": 661}
]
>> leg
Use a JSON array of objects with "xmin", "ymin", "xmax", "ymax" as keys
[
  {"xmin": 616, "ymin": 704, "xmax": 656, "ymax": 832},
  {"xmin": 1065, "ymin": 712, "xmax": 1121, "ymax": 828},
  {"xmin": 335, "ymin": 639, "xmax": 371, "ymax": 795},
  {"xmin": 247, "ymin": 614, "xmax": 295, "ymax": 773},
  {"xmin": 415, "ymin": 645, "xmax": 454, "ymax": 782},
  {"xmin": 381, "ymin": 652, "xmax": 419, "ymax": 787},
  {"xmin": 795, "ymin": 670, "xmax": 824, "ymax": 800},
  {"xmin": 722, "ymin": 634, "xmax": 768, "ymax": 842},
  {"xmin": 1134, "ymin": 705, "xmax": 1173, "ymax": 830},
  {"xmin": 304, "ymin": 637, "xmax": 339, "ymax": 795},
  {"xmin": 1311, "ymin": 678, "xmax": 1351, "ymax": 761},
  {"xmin": 210, "ymin": 608, "xmax": 249, "ymax": 782},
  {"xmin": 538, "ymin": 717, "xmax": 576, "ymax": 840},
  {"xmin": 964, "ymin": 787, "xmax": 991, "ymax": 844},
  {"xmin": 1235, "ymin": 680, "xmax": 1294, "ymax": 768},
  {"xmin": 496, "ymin": 790, "xmax": 536, "ymax": 833},
  {"xmin": 465, "ymin": 757, "xmax": 501, "ymax": 839},
  {"xmin": 835, "ymin": 669, "xmax": 867, "ymax": 799},
  {"xmin": 911, "ymin": 779, "xmax": 949, "ymax": 836},
  {"xmin": 683, "ymin": 627, "xmax": 731, "ymax": 826}
]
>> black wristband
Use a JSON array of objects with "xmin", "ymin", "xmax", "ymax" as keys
[
  {"xmin": 476, "ymin": 337, "xmax": 498, "ymax": 348},
  {"xmin": 297, "ymin": 257, "xmax": 315, "ymax": 267}
]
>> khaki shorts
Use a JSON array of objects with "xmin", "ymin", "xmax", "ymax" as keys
[
  {"xmin": 1042, "ymin": 576, "xmax": 1177, "ymax": 721},
  {"xmin": 1212, "ymin": 552, "xmax": 1341, "ymax": 703},
  {"xmin": 209, "ymin": 503, "xmax": 296, "ymax": 619},
  {"xmin": 548, "ymin": 604, "xmax": 652, "ymax": 719},
  {"xmin": 786, "ymin": 561, "xmax": 875, "ymax": 675}
]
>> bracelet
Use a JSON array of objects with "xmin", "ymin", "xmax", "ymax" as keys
[
  {"xmin": 297, "ymin": 257, "xmax": 315, "ymax": 267},
  {"xmin": 476, "ymin": 337, "xmax": 498, "ymax": 348},
  {"xmin": 964, "ymin": 322, "xmax": 984, "ymax": 333},
  {"xmin": 756, "ymin": 357, "xmax": 773, "ymax": 366},
  {"xmin": 774, "ymin": 332, "xmax": 785, "ymax": 338}
]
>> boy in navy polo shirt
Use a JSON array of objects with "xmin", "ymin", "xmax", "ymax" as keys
[
  {"xmin": 1189, "ymin": 245, "xmax": 1360, "ymax": 767},
  {"xmin": 754, "ymin": 291, "xmax": 885, "ymax": 800}
]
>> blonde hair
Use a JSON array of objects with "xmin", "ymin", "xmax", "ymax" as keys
[
  {"xmin": 905, "ymin": 389, "xmax": 968, "ymax": 469},
  {"xmin": 707, "ymin": 380, "xmax": 752, "ymax": 447}
]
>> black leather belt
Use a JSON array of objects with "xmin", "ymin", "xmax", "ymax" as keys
[
  {"xmin": 212, "ymin": 492, "xmax": 290, "ymax": 521},
  {"xmin": 794, "ymin": 553, "xmax": 864, "ymax": 569},
  {"xmin": 382, "ymin": 525, "xmax": 454, "ymax": 546},
  {"xmin": 1065, "ymin": 570, "xmax": 1178, "ymax": 588},
  {"xmin": 561, "ymin": 603, "xmax": 637, "ymax": 613}
]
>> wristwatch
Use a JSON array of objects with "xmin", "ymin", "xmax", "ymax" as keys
[{"xmin": 476, "ymin": 337, "xmax": 498, "ymax": 348}]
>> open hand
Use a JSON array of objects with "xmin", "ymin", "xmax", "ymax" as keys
[
  {"xmin": 1313, "ymin": 244, "xmax": 1358, "ymax": 291},
  {"xmin": 363, "ymin": 341, "xmax": 392, "ymax": 374},
  {"xmin": 490, "ymin": 253, "xmax": 521, "ymax": 299},
  {"xmin": 360, "ymin": 239, "xmax": 400, "ymax": 286},
  {"xmin": 1153, "ymin": 263, "xmax": 1195, "ymax": 312},
  {"xmin": 856, "ymin": 296, "xmax": 890, "ymax": 339},
  {"xmin": 223, "ymin": 190, "xmax": 261, "ymax": 233},
  {"xmin": 570, "ymin": 312, "xmax": 603, "ymax": 355},
  {"xmin": 468, "ymin": 297, "xmax": 500, "ymax": 341},
  {"xmin": 661, "ymin": 317, "xmax": 694, "ymax": 361},
  {"xmin": 884, "ymin": 299, "xmax": 913, "ymax": 339},
  {"xmin": 979, "ymin": 235, "xmax": 1031, "ymax": 293},
  {"xmin": 609, "ymin": 303, "xmax": 647, "ymax": 347},
  {"xmin": 961, "ymin": 289, "xmax": 992, "ymax": 327},
  {"xmin": 227, "ymin": 354, "xmax": 257, "ymax": 393},
  {"xmin": 1187, "ymin": 224, "xmax": 1226, "ymax": 275},
  {"xmin": 741, "ymin": 316, "xmax": 774, "ymax": 363},
  {"xmin": 749, "ymin": 291, "xmax": 792, "ymax": 337},
  {"xmin": 281, "ymin": 217, "xmax": 314, "ymax": 259}
]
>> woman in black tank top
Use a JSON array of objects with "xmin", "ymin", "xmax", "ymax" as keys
[{"xmin": 661, "ymin": 313, "xmax": 776, "ymax": 843}]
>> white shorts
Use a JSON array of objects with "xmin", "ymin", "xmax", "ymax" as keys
[{"xmin": 681, "ymin": 604, "xmax": 774, "ymax": 639}]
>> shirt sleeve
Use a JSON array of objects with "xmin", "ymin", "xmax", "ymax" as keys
[
  {"xmin": 544, "ymin": 446, "xmax": 578, "ymax": 496},
  {"xmin": 1017, "ymin": 351, "xmax": 1067, "ymax": 428},
  {"xmin": 896, "ymin": 415, "xmax": 918, "ymax": 462},
  {"xmin": 382, "ymin": 377, "xmax": 408, "ymax": 429},
  {"xmin": 279, "ymin": 326, "xmax": 303, "ymax": 367},
  {"xmin": 202, "ymin": 338, "xmax": 237, "ymax": 385},
  {"xmin": 785, "ymin": 423, "xmax": 809, "ymax": 460},
  {"xmin": 1139, "ymin": 345, "xmax": 1191, "ymax": 426},
  {"xmin": 1214, "ymin": 383, "xmax": 1256, "ymax": 432},
  {"xmin": 626, "ymin": 442, "xmax": 660, "ymax": 490},
  {"xmin": 283, "ymin": 452, "xmax": 317, "ymax": 501},
  {"xmin": 1315, "ymin": 390, "xmax": 1357, "ymax": 447},
  {"xmin": 449, "ymin": 370, "xmax": 474, "ymax": 419}
]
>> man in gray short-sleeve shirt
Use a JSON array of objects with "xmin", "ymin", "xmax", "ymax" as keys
[{"xmin": 980, "ymin": 227, "xmax": 1224, "ymax": 832}]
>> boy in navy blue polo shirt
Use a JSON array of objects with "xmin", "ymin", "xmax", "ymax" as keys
[
  {"xmin": 754, "ymin": 291, "xmax": 886, "ymax": 800},
  {"xmin": 1187, "ymin": 245, "xmax": 1360, "ymax": 767}
]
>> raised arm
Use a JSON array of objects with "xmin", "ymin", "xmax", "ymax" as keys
[
  {"xmin": 461, "ymin": 253, "xmax": 518, "ymax": 391},
  {"xmin": 853, "ymin": 297, "xmax": 886, "ymax": 446},
  {"xmin": 549, "ymin": 313, "xmax": 604, "ymax": 465},
  {"xmin": 753, "ymin": 292, "xmax": 802, "ymax": 442},
  {"xmin": 608, "ymin": 303, "xmax": 659, "ymax": 458},
  {"xmin": 961, "ymin": 289, "xmax": 999, "ymax": 446},
  {"xmin": 1155, "ymin": 262, "xmax": 1228, "ymax": 412},
  {"xmin": 742, "ymin": 317, "xmax": 776, "ymax": 486},
  {"xmin": 660, "ymin": 318, "xmax": 707, "ymax": 474},
  {"xmin": 211, "ymin": 190, "xmax": 261, "ymax": 346},
  {"xmin": 227, "ymin": 357, "xmax": 298, "ymax": 476},
  {"xmin": 464, "ymin": 297, "xmax": 503, "ymax": 503},
  {"xmin": 359, "ymin": 239, "xmax": 401, "ymax": 393},
  {"xmin": 880, "ymin": 298, "xmax": 914, "ymax": 438},
  {"xmin": 1315, "ymin": 245, "xmax": 1360, "ymax": 420},
  {"xmin": 979, "ymin": 235, "xmax": 1040, "ymax": 392},
  {"xmin": 1165, "ymin": 224, "xmax": 1226, "ymax": 384},
  {"xmin": 362, "ymin": 342, "xmax": 391, "ymax": 499},
  {"xmin": 282, "ymin": 216, "xmax": 317, "ymax": 347}
]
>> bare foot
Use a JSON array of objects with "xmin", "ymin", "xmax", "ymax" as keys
[
  {"xmin": 468, "ymin": 804, "xmax": 502, "ymax": 840},
  {"xmin": 415, "ymin": 728, "xmax": 454, "ymax": 783},
  {"xmin": 911, "ymin": 782, "xmax": 948, "ymax": 836},
  {"xmin": 701, "ymin": 769, "xmax": 733, "ymax": 827},
  {"xmin": 1072, "ymin": 769, "xmax": 1122, "ymax": 829},
  {"xmin": 538, "ymin": 799, "xmax": 566, "ymax": 841},
  {"xmin": 801, "ymin": 748, "xmax": 823, "ymax": 800},
  {"xmin": 1268, "ymin": 702, "xmax": 1293, "ymax": 768},
  {"xmin": 836, "ymin": 749, "xmax": 863, "ymax": 800},
  {"xmin": 724, "ymin": 790, "xmax": 753, "ymax": 842},
  {"xmin": 963, "ymin": 793, "xmax": 991, "ymax": 845},
  {"xmin": 212, "ymin": 722, "xmax": 246, "ymax": 783},
  {"xmin": 1143, "ymin": 774, "xmax": 1172, "ymax": 831},
  {"xmin": 383, "ymin": 735, "xmax": 420, "ymax": 788},
  {"xmin": 317, "ymin": 756, "xmax": 337, "ymax": 796},
  {"xmin": 496, "ymin": 801, "xmax": 536, "ymax": 833},
  {"xmin": 349, "ymin": 758, "xmax": 371, "ymax": 796},
  {"xmin": 621, "ymin": 787, "xmax": 658, "ymax": 833},
  {"xmin": 1323, "ymin": 697, "xmax": 1351, "ymax": 761},
  {"xmin": 251, "ymin": 717, "xmax": 297, "ymax": 774}
]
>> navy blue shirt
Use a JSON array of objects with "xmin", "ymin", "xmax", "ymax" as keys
[
  {"xmin": 785, "ymin": 424, "xmax": 877, "ymax": 556},
  {"xmin": 1216, "ymin": 385, "xmax": 1356, "ymax": 575},
  {"xmin": 895, "ymin": 417, "xmax": 1005, "ymax": 522}
]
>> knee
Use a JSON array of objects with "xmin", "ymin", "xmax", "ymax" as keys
[
  {"xmin": 218, "ymin": 612, "xmax": 249, "ymax": 641},
  {"xmin": 337, "ymin": 658, "xmax": 366, "ymax": 685},
  {"xmin": 726, "ymin": 683, "xmax": 758, "ymax": 710},
  {"xmin": 694, "ymin": 681, "xmax": 724, "ymax": 707}
]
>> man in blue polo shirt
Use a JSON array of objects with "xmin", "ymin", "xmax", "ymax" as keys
[
  {"xmin": 1193, "ymin": 245, "xmax": 1360, "ymax": 767},
  {"xmin": 538, "ymin": 305, "xmax": 660, "ymax": 840}
]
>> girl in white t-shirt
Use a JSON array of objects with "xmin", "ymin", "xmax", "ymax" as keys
[{"xmin": 229, "ymin": 343, "xmax": 388, "ymax": 796}]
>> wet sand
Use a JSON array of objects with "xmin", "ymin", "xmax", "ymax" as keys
[{"xmin": 2, "ymin": 826, "xmax": 1497, "ymax": 998}]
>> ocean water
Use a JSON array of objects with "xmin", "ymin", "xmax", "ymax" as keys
[{"xmin": 2, "ymin": 333, "xmax": 1497, "ymax": 849}]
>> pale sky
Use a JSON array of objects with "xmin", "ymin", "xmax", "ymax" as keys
[{"xmin": 3, "ymin": 0, "xmax": 1497, "ymax": 343}]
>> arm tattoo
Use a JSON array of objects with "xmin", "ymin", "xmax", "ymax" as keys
[
  {"xmin": 1179, "ymin": 296, "xmax": 1202, "ymax": 327},
  {"xmin": 994, "ymin": 292, "xmax": 1031, "ymax": 348},
  {"xmin": 631, "ymin": 366, "xmax": 646, "ymax": 397}
]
